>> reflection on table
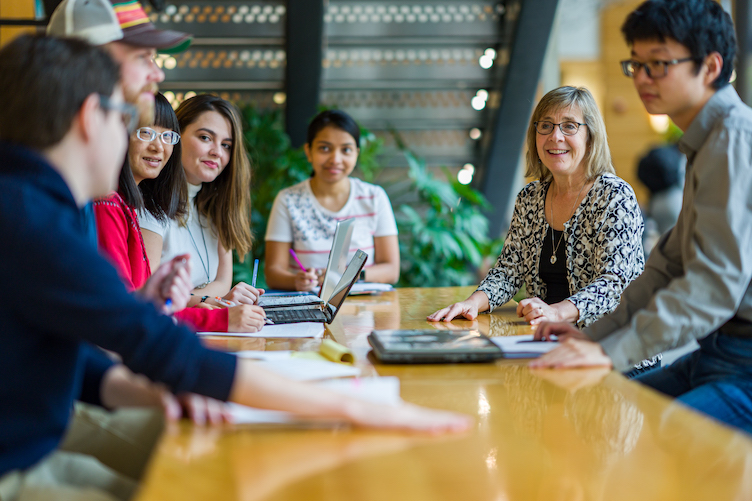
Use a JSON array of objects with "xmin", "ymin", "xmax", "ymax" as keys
[{"xmin": 136, "ymin": 287, "xmax": 752, "ymax": 501}]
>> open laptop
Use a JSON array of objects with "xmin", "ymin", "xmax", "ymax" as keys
[
  {"xmin": 263, "ymin": 249, "xmax": 367, "ymax": 324},
  {"xmin": 258, "ymin": 218, "xmax": 355, "ymax": 308}
]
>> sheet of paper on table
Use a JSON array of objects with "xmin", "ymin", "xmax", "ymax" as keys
[
  {"xmin": 489, "ymin": 334, "xmax": 559, "ymax": 358},
  {"xmin": 196, "ymin": 322, "xmax": 325, "ymax": 338},
  {"xmin": 228, "ymin": 376, "xmax": 401, "ymax": 425},
  {"xmin": 234, "ymin": 351, "xmax": 361, "ymax": 380}
]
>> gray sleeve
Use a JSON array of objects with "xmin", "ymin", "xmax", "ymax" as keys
[{"xmin": 593, "ymin": 125, "xmax": 752, "ymax": 371}]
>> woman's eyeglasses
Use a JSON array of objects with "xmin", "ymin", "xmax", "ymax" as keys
[{"xmin": 134, "ymin": 127, "xmax": 180, "ymax": 145}]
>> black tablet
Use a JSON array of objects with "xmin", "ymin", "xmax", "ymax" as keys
[{"xmin": 368, "ymin": 329, "xmax": 503, "ymax": 364}]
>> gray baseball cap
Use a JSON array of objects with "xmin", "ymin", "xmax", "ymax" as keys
[{"xmin": 47, "ymin": 0, "xmax": 191, "ymax": 53}]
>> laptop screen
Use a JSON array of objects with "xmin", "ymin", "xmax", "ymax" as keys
[
  {"xmin": 327, "ymin": 249, "xmax": 367, "ymax": 315},
  {"xmin": 320, "ymin": 218, "xmax": 355, "ymax": 301}
]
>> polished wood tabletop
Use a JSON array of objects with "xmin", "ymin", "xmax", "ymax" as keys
[{"xmin": 136, "ymin": 287, "xmax": 752, "ymax": 501}]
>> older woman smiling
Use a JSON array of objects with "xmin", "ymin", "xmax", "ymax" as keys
[{"xmin": 429, "ymin": 86, "xmax": 645, "ymax": 328}]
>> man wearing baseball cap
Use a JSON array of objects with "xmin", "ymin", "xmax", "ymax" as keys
[{"xmin": 48, "ymin": 0, "xmax": 191, "ymax": 126}]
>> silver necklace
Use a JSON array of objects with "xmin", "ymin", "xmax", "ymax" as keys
[
  {"xmin": 548, "ymin": 182, "xmax": 587, "ymax": 265},
  {"xmin": 186, "ymin": 215, "xmax": 211, "ymax": 288}
]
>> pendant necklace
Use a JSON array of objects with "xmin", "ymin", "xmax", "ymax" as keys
[
  {"xmin": 548, "ymin": 182, "xmax": 587, "ymax": 265},
  {"xmin": 187, "ymin": 214, "xmax": 211, "ymax": 288}
]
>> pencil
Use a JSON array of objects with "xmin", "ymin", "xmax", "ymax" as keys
[
  {"xmin": 251, "ymin": 258, "xmax": 259, "ymax": 287},
  {"xmin": 289, "ymin": 248, "xmax": 306, "ymax": 271}
]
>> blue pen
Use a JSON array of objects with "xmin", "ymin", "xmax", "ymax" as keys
[
  {"xmin": 164, "ymin": 298, "xmax": 173, "ymax": 312},
  {"xmin": 251, "ymin": 258, "xmax": 259, "ymax": 288}
]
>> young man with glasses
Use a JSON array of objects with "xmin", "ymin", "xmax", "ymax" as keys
[{"xmin": 533, "ymin": 0, "xmax": 752, "ymax": 435}]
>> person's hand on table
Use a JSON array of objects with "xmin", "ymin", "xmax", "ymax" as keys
[
  {"xmin": 228, "ymin": 304, "xmax": 267, "ymax": 333},
  {"xmin": 529, "ymin": 338, "xmax": 613, "ymax": 369},
  {"xmin": 295, "ymin": 269, "xmax": 320, "ymax": 291},
  {"xmin": 533, "ymin": 321, "xmax": 590, "ymax": 342},
  {"xmin": 223, "ymin": 281, "xmax": 265, "ymax": 305},
  {"xmin": 427, "ymin": 300, "xmax": 479, "ymax": 322},
  {"xmin": 161, "ymin": 392, "xmax": 233, "ymax": 426},
  {"xmin": 517, "ymin": 298, "xmax": 558, "ymax": 325}
]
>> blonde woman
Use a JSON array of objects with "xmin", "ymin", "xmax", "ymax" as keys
[{"xmin": 429, "ymin": 86, "xmax": 644, "ymax": 328}]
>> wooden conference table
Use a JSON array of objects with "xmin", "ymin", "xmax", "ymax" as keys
[{"xmin": 136, "ymin": 287, "xmax": 752, "ymax": 501}]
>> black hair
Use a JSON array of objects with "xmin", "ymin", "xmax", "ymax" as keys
[
  {"xmin": 0, "ymin": 34, "xmax": 119, "ymax": 149},
  {"xmin": 138, "ymin": 94, "xmax": 187, "ymax": 221},
  {"xmin": 118, "ymin": 93, "xmax": 187, "ymax": 221},
  {"xmin": 306, "ymin": 109, "xmax": 360, "ymax": 146},
  {"xmin": 621, "ymin": 0, "xmax": 736, "ymax": 89}
]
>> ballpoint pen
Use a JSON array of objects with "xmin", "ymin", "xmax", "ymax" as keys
[
  {"xmin": 289, "ymin": 248, "xmax": 306, "ymax": 271},
  {"xmin": 251, "ymin": 258, "xmax": 259, "ymax": 287}
]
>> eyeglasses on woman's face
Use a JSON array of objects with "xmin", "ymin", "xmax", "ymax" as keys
[
  {"xmin": 134, "ymin": 126, "xmax": 180, "ymax": 145},
  {"xmin": 533, "ymin": 121, "xmax": 586, "ymax": 136}
]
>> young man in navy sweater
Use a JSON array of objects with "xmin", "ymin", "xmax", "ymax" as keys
[{"xmin": 0, "ymin": 35, "xmax": 470, "ymax": 501}]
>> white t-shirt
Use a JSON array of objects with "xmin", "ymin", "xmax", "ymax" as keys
[
  {"xmin": 265, "ymin": 177, "xmax": 398, "ymax": 271},
  {"xmin": 139, "ymin": 183, "xmax": 220, "ymax": 289}
]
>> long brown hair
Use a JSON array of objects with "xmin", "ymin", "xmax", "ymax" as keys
[{"xmin": 176, "ymin": 95, "xmax": 253, "ymax": 259}]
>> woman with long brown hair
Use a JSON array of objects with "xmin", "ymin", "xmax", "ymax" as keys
[{"xmin": 140, "ymin": 95, "xmax": 264, "ymax": 330}]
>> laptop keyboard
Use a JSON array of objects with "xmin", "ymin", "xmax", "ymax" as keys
[{"xmin": 267, "ymin": 308, "xmax": 326, "ymax": 323}]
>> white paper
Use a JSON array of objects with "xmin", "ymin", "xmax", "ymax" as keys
[
  {"xmin": 234, "ymin": 350, "xmax": 293, "ymax": 361},
  {"xmin": 253, "ymin": 358, "xmax": 361, "ymax": 381},
  {"xmin": 490, "ymin": 334, "xmax": 559, "ymax": 358},
  {"xmin": 228, "ymin": 377, "xmax": 401, "ymax": 425},
  {"xmin": 196, "ymin": 322, "xmax": 325, "ymax": 338}
]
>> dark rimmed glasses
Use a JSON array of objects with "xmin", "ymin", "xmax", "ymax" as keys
[
  {"xmin": 620, "ymin": 57, "xmax": 694, "ymax": 79},
  {"xmin": 98, "ymin": 94, "xmax": 138, "ymax": 134},
  {"xmin": 533, "ymin": 121, "xmax": 586, "ymax": 136},
  {"xmin": 135, "ymin": 127, "xmax": 181, "ymax": 145}
]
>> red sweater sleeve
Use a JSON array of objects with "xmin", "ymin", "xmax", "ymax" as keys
[
  {"xmin": 94, "ymin": 196, "xmax": 135, "ymax": 290},
  {"xmin": 175, "ymin": 307, "xmax": 229, "ymax": 332}
]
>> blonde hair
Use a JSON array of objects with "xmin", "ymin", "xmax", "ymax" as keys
[
  {"xmin": 176, "ymin": 95, "xmax": 253, "ymax": 260},
  {"xmin": 525, "ymin": 86, "xmax": 614, "ymax": 181}
]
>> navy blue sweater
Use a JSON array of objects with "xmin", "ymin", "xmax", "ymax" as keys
[{"xmin": 0, "ymin": 142, "xmax": 237, "ymax": 475}]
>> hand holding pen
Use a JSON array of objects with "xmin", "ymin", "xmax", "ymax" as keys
[
  {"xmin": 221, "ymin": 259, "xmax": 265, "ymax": 306},
  {"xmin": 143, "ymin": 254, "xmax": 191, "ymax": 314},
  {"xmin": 290, "ymin": 248, "xmax": 320, "ymax": 291}
]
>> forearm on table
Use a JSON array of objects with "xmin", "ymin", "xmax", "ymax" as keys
[
  {"xmin": 554, "ymin": 299, "xmax": 580, "ymax": 323},
  {"xmin": 467, "ymin": 290, "xmax": 490, "ymax": 313},
  {"xmin": 188, "ymin": 281, "xmax": 231, "ymax": 306},
  {"xmin": 362, "ymin": 262, "xmax": 399, "ymax": 284},
  {"xmin": 264, "ymin": 265, "xmax": 298, "ymax": 290},
  {"xmin": 229, "ymin": 359, "xmax": 356, "ymax": 419}
]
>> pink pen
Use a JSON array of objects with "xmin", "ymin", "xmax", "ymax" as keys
[{"xmin": 289, "ymin": 248, "xmax": 306, "ymax": 271}]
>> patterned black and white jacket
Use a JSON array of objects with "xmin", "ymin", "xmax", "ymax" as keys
[{"xmin": 477, "ymin": 173, "xmax": 645, "ymax": 327}]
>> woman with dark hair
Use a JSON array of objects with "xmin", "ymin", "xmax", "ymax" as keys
[
  {"xmin": 95, "ymin": 93, "xmax": 231, "ymax": 331},
  {"xmin": 265, "ymin": 109, "xmax": 400, "ymax": 291},
  {"xmin": 140, "ymin": 94, "xmax": 266, "ymax": 332},
  {"xmin": 95, "ymin": 92, "xmax": 187, "ymax": 291}
]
